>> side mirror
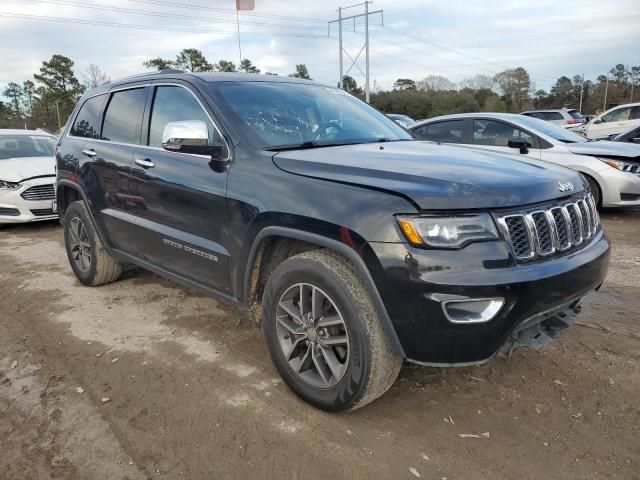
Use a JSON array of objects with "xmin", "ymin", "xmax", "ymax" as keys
[
  {"xmin": 162, "ymin": 120, "xmax": 226, "ymax": 159},
  {"xmin": 593, "ymin": 118, "xmax": 603, "ymax": 124},
  {"xmin": 508, "ymin": 138, "xmax": 530, "ymax": 154}
]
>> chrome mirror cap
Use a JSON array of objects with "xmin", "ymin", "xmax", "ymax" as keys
[{"xmin": 161, "ymin": 120, "xmax": 208, "ymax": 152}]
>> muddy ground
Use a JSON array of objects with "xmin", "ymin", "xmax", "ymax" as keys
[{"xmin": 1, "ymin": 209, "xmax": 639, "ymax": 480}]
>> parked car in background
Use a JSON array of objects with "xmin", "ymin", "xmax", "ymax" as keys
[
  {"xmin": 410, "ymin": 113, "xmax": 640, "ymax": 207},
  {"xmin": 55, "ymin": 71, "xmax": 609, "ymax": 411},
  {"xmin": 610, "ymin": 124, "xmax": 640, "ymax": 143},
  {"xmin": 584, "ymin": 102, "xmax": 640, "ymax": 139},
  {"xmin": 387, "ymin": 113, "xmax": 416, "ymax": 128},
  {"xmin": 521, "ymin": 108, "xmax": 585, "ymax": 133},
  {"xmin": 0, "ymin": 129, "xmax": 58, "ymax": 224}
]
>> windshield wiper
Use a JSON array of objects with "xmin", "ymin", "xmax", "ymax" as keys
[{"xmin": 267, "ymin": 141, "xmax": 354, "ymax": 152}]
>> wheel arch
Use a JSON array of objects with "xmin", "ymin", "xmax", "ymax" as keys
[{"xmin": 242, "ymin": 226, "xmax": 405, "ymax": 357}]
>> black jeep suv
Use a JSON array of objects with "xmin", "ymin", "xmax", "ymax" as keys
[{"xmin": 55, "ymin": 71, "xmax": 610, "ymax": 411}]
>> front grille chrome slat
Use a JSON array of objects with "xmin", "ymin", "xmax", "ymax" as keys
[
  {"xmin": 20, "ymin": 184, "xmax": 55, "ymax": 202},
  {"xmin": 499, "ymin": 194, "xmax": 599, "ymax": 262}
]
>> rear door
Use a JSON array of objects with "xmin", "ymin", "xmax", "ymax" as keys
[
  {"xmin": 470, "ymin": 118, "xmax": 541, "ymax": 160},
  {"xmin": 129, "ymin": 83, "xmax": 231, "ymax": 292},
  {"xmin": 86, "ymin": 86, "xmax": 148, "ymax": 253}
]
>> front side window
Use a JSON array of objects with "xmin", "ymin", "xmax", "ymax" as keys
[
  {"xmin": 70, "ymin": 95, "xmax": 105, "ymax": 139},
  {"xmin": 0, "ymin": 135, "xmax": 55, "ymax": 160},
  {"xmin": 473, "ymin": 119, "xmax": 534, "ymax": 147},
  {"xmin": 424, "ymin": 120, "xmax": 465, "ymax": 143},
  {"xmin": 148, "ymin": 86, "xmax": 221, "ymax": 149},
  {"xmin": 209, "ymin": 82, "xmax": 411, "ymax": 148},
  {"xmin": 101, "ymin": 88, "xmax": 147, "ymax": 144},
  {"xmin": 602, "ymin": 107, "xmax": 631, "ymax": 123}
]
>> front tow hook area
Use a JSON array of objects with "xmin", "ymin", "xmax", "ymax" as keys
[{"xmin": 499, "ymin": 301, "xmax": 581, "ymax": 356}]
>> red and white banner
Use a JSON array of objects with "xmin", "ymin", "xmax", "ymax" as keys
[{"xmin": 236, "ymin": 0, "xmax": 255, "ymax": 10}]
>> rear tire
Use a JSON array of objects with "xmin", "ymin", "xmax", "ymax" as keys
[
  {"xmin": 63, "ymin": 200, "xmax": 122, "ymax": 286},
  {"xmin": 262, "ymin": 249, "xmax": 402, "ymax": 411}
]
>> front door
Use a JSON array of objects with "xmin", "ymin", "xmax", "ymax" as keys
[
  {"xmin": 130, "ymin": 84, "xmax": 231, "ymax": 292},
  {"xmin": 470, "ymin": 118, "xmax": 541, "ymax": 160}
]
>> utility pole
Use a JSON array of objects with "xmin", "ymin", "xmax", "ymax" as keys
[
  {"xmin": 603, "ymin": 74, "xmax": 609, "ymax": 112},
  {"xmin": 236, "ymin": 9, "xmax": 242, "ymax": 65},
  {"xmin": 338, "ymin": 7, "xmax": 343, "ymax": 88},
  {"xmin": 329, "ymin": 2, "xmax": 382, "ymax": 102},
  {"xmin": 55, "ymin": 101, "xmax": 61, "ymax": 130},
  {"xmin": 364, "ymin": 1, "xmax": 370, "ymax": 102},
  {"xmin": 578, "ymin": 73, "xmax": 584, "ymax": 113}
]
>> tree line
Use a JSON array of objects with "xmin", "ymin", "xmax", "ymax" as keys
[
  {"xmin": 373, "ymin": 64, "xmax": 639, "ymax": 119},
  {"xmin": 1, "ymin": 50, "xmax": 637, "ymax": 130}
]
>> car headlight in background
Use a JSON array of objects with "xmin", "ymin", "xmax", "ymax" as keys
[
  {"xmin": 397, "ymin": 214, "xmax": 499, "ymax": 248},
  {"xmin": 598, "ymin": 157, "xmax": 639, "ymax": 173},
  {"xmin": 0, "ymin": 180, "xmax": 21, "ymax": 190}
]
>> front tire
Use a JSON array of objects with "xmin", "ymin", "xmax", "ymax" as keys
[
  {"xmin": 63, "ymin": 201, "xmax": 122, "ymax": 286},
  {"xmin": 585, "ymin": 175, "xmax": 601, "ymax": 208},
  {"xmin": 262, "ymin": 249, "xmax": 402, "ymax": 411}
]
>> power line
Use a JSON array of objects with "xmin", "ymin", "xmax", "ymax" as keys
[
  {"xmin": 19, "ymin": 0, "xmax": 327, "ymax": 30},
  {"xmin": 383, "ymin": 25, "xmax": 558, "ymax": 80},
  {"xmin": 0, "ymin": 12, "xmax": 331, "ymax": 37},
  {"xmin": 124, "ymin": 0, "xmax": 327, "ymax": 23}
]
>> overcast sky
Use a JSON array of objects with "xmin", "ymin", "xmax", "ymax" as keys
[{"xmin": 1, "ymin": 0, "xmax": 639, "ymax": 95}]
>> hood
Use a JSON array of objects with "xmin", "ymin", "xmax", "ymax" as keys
[
  {"xmin": 273, "ymin": 141, "xmax": 585, "ymax": 210},
  {"xmin": 566, "ymin": 140, "xmax": 640, "ymax": 159},
  {"xmin": 0, "ymin": 156, "xmax": 56, "ymax": 182}
]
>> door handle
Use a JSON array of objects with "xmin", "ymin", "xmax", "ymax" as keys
[
  {"xmin": 135, "ymin": 158, "xmax": 155, "ymax": 168},
  {"xmin": 82, "ymin": 149, "xmax": 96, "ymax": 157}
]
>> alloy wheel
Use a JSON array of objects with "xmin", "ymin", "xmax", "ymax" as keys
[
  {"xmin": 69, "ymin": 216, "xmax": 92, "ymax": 273},
  {"xmin": 275, "ymin": 283, "xmax": 350, "ymax": 389}
]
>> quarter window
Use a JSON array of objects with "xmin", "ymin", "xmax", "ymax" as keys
[
  {"xmin": 148, "ymin": 86, "xmax": 220, "ymax": 149},
  {"xmin": 473, "ymin": 119, "xmax": 534, "ymax": 147},
  {"xmin": 422, "ymin": 120, "xmax": 465, "ymax": 143},
  {"xmin": 101, "ymin": 88, "xmax": 147, "ymax": 144},
  {"xmin": 70, "ymin": 95, "xmax": 106, "ymax": 139}
]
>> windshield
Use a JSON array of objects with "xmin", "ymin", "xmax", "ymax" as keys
[
  {"xmin": 0, "ymin": 135, "xmax": 56, "ymax": 160},
  {"xmin": 209, "ymin": 82, "xmax": 412, "ymax": 148},
  {"xmin": 514, "ymin": 115, "xmax": 588, "ymax": 143}
]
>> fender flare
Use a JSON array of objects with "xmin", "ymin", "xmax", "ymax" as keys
[
  {"xmin": 56, "ymin": 179, "xmax": 111, "ymax": 249},
  {"xmin": 243, "ymin": 226, "xmax": 405, "ymax": 357}
]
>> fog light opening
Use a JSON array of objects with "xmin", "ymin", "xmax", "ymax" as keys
[{"xmin": 442, "ymin": 298, "xmax": 505, "ymax": 324}]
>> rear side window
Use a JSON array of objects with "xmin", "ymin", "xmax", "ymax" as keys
[
  {"xmin": 101, "ymin": 88, "xmax": 147, "ymax": 144},
  {"xmin": 544, "ymin": 112, "xmax": 564, "ymax": 121},
  {"xmin": 473, "ymin": 119, "xmax": 534, "ymax": 147},
  {"xmin": 630, "ymin": 106, "xmax": 640, "ymax": 120},
  {"xmin": 70, "ymin": 95, "xmax": 106, "ymax": 139},
  {"xmin": 423, "ymin": 120, "xmax": 465, "ymax": 143},
  {"xmin": 148, "ymin": 86, "xmax": 220, "ymax": 149}
]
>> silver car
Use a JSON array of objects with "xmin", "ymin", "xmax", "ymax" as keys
[
  {"xmin": 410, "ymin": 113, "xmax": 640, "ymax": 208},
  {"xmin": 521, "ymin": 108, "xmax": 585, "ymax": 133}
]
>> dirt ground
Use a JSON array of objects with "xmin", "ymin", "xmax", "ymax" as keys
[{"xmin": 1, "ymin": 209, "xmax": 639, "ymax": 480}]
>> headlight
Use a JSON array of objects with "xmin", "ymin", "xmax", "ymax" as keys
[
  {"xmin": 598, "ymin": 157, "xmax": 638, "ymax": 172},
  {"xmin": 397, "ymin": 214, "xmax": 499, "ymax": 248},
  {"xmin": 0, "ymin": 180, "xmax": 21, "ymax": 190}
]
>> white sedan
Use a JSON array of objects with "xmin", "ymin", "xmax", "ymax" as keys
[
  {"xmin": 409, "ymin": 113, "xmax": 640, "ymax": 208},
  {"xmin": 0, "ymin": 129, "xmax": 58, "ymax": 224},
  {"xmin": 584, "ymin": 102, "xmax": 640, "ymax": 139}
]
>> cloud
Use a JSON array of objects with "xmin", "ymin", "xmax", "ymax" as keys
[{"xmin": 0, "ymin": 0, "xmax": 638, "ymax": 96}]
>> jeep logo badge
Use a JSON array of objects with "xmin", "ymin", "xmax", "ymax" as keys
[{"xmin": 558, "ymin": 181, "xmax": 574, "ymax": 192}]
